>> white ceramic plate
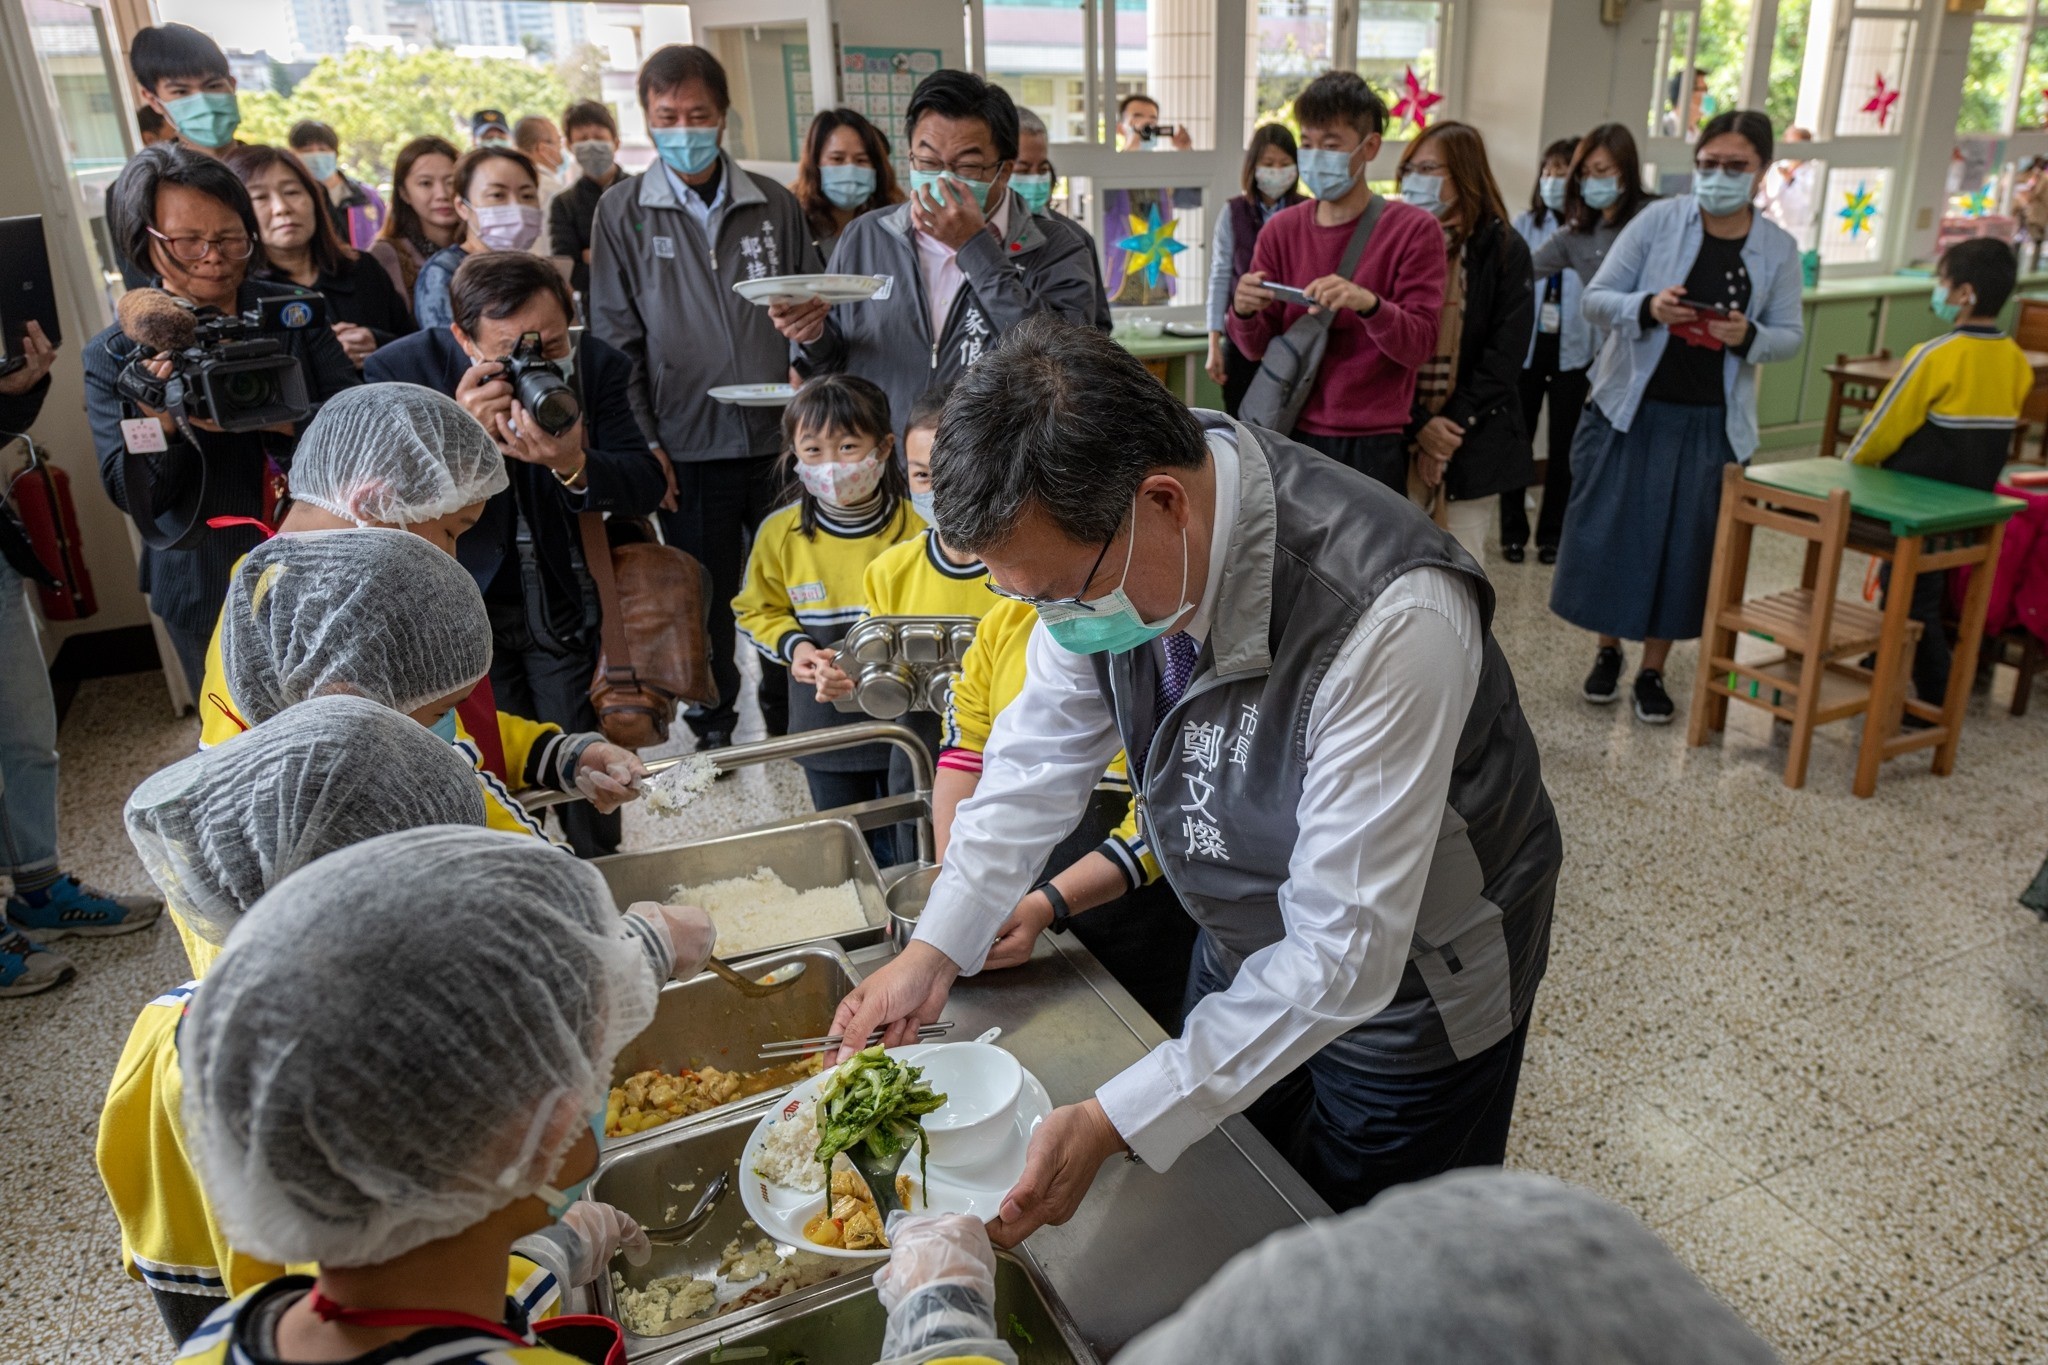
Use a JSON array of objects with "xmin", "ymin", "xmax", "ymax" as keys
[
  {"xmin": 708, "ymin": 383, "xmax": 798, "ymax": 407},
  {"xmin": 738, "ymin": 1048, "xmax": 1050, "ymax": 1260},
  {"xmin": 731, "ymin": 274, "xmax": 887, "ymax": 306}
]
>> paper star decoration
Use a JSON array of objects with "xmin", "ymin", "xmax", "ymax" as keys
[
  {"xmin": 1838, "ymin": 181, "xmax": 1879, "ymax": 238},
  {"xmin": 1862, "ymin": 73, "xmax": 1899, "ymax": 130},
  {"xmin": 1115, "ymin": 203, "xmax": 1187, "ymax": 290},
  {"xmin": 1954, "ymin": 181, "xmax": 1996, "ymax": 218},
  {"xmin": 1391, "ymin": 65, "xmax": 1443, "ymax": 131}
]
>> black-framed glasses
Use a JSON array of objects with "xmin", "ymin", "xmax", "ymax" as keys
[
  {"xmin": 985, "ymin": 522, "xmax": 1122, "ymax": 613},
  {"xmin": 908, "ymin": 153, "xmax": 1002, "ymax": 182},
  {"xmin": 148, "ymin": 226, "xmax": 254, "ymax": 263}
]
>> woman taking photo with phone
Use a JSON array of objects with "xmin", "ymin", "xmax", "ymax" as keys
[{"xmin": 1549, "ymin": 110, "xmax": 1803, "ymax": 724}]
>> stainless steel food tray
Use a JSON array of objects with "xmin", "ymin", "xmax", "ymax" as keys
[
  {"xmin": 607, "ymin": 942, "xmax": 859, "ymax": 1150},
  {"xmin": 593, "ymin": 818, "xmax": 890, "ymax": 956},
  {"xmin": 593, "ymin": 1102, "xmax": 882, "ymax": 1358},
  {"xmin": 646, "ymin": 1249, "xmax": 1097, "ymax": 1365}
]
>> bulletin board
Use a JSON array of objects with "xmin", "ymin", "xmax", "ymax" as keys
[
  {"xmin": 783, "ymin": 45, "xmax": 814, "ymax": 163},
  {"xmin": 837, "ymin": 45, "xmax": 943, "ymax": 178}
]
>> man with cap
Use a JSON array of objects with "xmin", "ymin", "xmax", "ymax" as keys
[{"xmin": 472, "ymin": 109, "xmax": 514, "ymax": 149}]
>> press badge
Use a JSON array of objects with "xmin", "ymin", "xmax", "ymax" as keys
[
  {"xmin": 652, "ymin": 235, "xmax": 676, "ymax": 260},
  {"xmin": 121, "ymin": 417, "xmax": 167, "ymax": 454},
  {"xmin": 872, "ymin": 275, "xmax": 894, "ymax": 301},
  {"xmin": 1538, "ymin": 301, "xmax": 1562, "ymax": 334}
]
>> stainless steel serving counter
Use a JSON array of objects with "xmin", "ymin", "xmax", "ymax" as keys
[{"xmin": 849, "ymin": 933, "xmax": 1330, "ymax": 1357}]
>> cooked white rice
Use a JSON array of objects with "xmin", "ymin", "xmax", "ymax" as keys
[
  {"xmin": 667, "ymin": 866, "xmax": 866, "ymax": 956},
  {"xmin": 753, "ymin": 1097, "xmax": 828, "ymax": 1192},
  {"xmin": 641, "ymin": 753, "xmax": 718, "ymax": 815}
]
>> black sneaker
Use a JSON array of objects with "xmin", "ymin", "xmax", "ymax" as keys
[
  {"xmin": 1633, "ymin": 669, "xmax": 1676, "ymax": 725},
  {"xmin": 1583, "ymin": 647, "xmax": 1624, "ymax": 704},
  {"xmin": 1502, "ymin": 544, "xmax": 1526, "ymax": 564},
  {"xmin": 1537, "ymin": 545, "xmax": 1558, "ymax": 565}
]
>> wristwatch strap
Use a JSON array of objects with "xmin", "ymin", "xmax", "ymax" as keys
[{"xmin": 1035, "ymin": 880, "xmax": 1073, "ymax": 935}]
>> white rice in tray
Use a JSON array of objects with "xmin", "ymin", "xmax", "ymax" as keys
[
  {"xmin": 667, "ymin": 866, "xmax": 867, "ymax": 956},
  {"xmin": 752, "ymin": 1097, "xmax": 829, "ymax": 1193}
]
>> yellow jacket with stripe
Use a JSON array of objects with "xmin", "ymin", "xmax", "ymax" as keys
[
  {"xmin": 860, "ymin": 529, "xmax": 996, "ymax": 620},
  {"xmin": 1845, "ymin": 326, "xmax": 2033, "ymax": 491},
  {"xmin": 101, "ymin": 986, "xmax": 563, "ymax": 1320},
  {"xmin": 176, "ymin": 1276, "xmax": 574, "ymax": 1364},
  {"xmin": 942, "ymin": 597, "xmax": 1158, "ymax": 890}
]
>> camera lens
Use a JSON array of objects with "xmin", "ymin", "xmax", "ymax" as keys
[{"xmin": 221, "ymin": 369, "xmax": 279, "ymax": 412}]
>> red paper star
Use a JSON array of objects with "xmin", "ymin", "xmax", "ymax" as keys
[
  {"xmin": 1391, "ymin": 65, "xmax": 1443, "ymax": 131},
  {"xmin": 1862, "ymin": 72, "xmax": 1899, "ymax": 130}
]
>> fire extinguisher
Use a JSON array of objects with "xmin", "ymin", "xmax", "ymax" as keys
[{"xmin": 6, "ymin": 442, "xmax": 97, "ymax": 621}]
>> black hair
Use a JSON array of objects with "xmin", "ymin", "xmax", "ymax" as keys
[
  {"xmin": 454, "ymin": 145, "xmax": 537, "ymax": 201},
  {"xmin": 562, "ymin": 99, "xmax": 618, "ymax": 140},
  {"xmin": 1697, "ymin": 109, "xmax": 1773, "ymax": 166},
  {"xmin": 1939, "ymin": 238, "xmax": 2019, "ymax": 317},
  {"xmin": 223, "ymin": 143, "xmax": 352, "ymax": 276},
  {"xmin": 906, "ymin": 382, "xmax": 953, "ymax": 434},
  {"xmin": 1241, "ymin": 123, "xmax": 1300, "ymax": 197},
  {"xmin": 129, "ymin": 23, "xmax": 229, "ymax": 93},
  {"xmin": 1529, "ymin": 136, "xmax": 1578, "ymax": 227},
  {"xmin": 138, "ymin": 107, "xmax": 168, "ymax": 137},
  {"xmin": 110, "ymin": 143, "xmax": 265, "ymax": 281},
  {"xmin": 448, "ymin": 252, "xmax": 575, "ymax": 340},
  {"xmin": 1293, "ymin": 70, "xmax": 1388, "ymax": 140},
  {"xmin": 287, "ymin": 120, "xmax": 338, "ymax": 151},
  {"xmin": 932, "ymin": 315, "xmax": 1206, "ymax": 554},
  {"xmin": 1119, "ymin": 92, "xmax": 1159, "ymax": 119},
  {"xmin": 638, "ymin": 45, "xmax": 730, "ymax": 113},
  {"xmin": 781, "ymin": 374, "xmax": 906, "ymax": 538},
  {"xmin": 1667, "ymin": 66, "xmax": 1712, "ymax": 108},
  {"xmin": 1565, "ymin": 121, "xmax": 1653, "ymax": 235},
  {"xmin": 907, "ymin": 70, "xmax": 1020, "ymax": 164}
]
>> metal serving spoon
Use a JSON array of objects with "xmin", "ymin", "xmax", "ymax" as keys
[
  {"xmin": 641, "ymin": 1169, "xmax": 730, "ymax": 1246},
  {"xmin": 704, "ymin": 956, "xmax": 806, "ymax": 997}
]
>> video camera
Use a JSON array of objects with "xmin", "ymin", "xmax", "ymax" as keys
[
  {"xmin": 497, "ymin": 330, "xmax": 581, "ymax": 437},
  {"xmin": 115, "ymin": 288, "xmax": 326, "ymax": 434}
]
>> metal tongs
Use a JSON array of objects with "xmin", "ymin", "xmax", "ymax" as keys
[{"xmin": 755, "ymin": 1020, "xmax": 954, "ymax": 1060}]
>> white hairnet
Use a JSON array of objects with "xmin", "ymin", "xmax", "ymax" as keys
[
  {"xmin": 124, "ymin": 695, "xmax": 486, "ymax": 949},
  {"xmin": 219, "ymin": 528, "xmax": 492, "ymax": 723},
  {"xmin": 181, "ymin": 827, "xmax": 660, "ymax": 1269},
  {"xmin": 288, "ymin": 382, "xmax": 507, "ymax": 526},
  {"xmin": 1117, "ymin": 1171, "xmax": 1779, "ymax": 1365}
]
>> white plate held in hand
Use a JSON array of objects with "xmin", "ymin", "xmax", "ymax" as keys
[
  {"xmin": 708, "ymin": 383, "xmax": 798, "ymax": 407},
  {"xmin": 731, "ymin": 274, "xmax": 887, "ymax": 306},
  {"xmin": 737, "ymin": 1045, "xmax": 1050, "ymax": 1259}
]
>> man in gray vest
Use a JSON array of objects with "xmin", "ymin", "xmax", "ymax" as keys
[{"xmin": 832, "ymin": 315, "xmax": 1561, "ymax": 1239}]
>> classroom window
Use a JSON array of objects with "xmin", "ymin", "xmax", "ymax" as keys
[
  {"xmin": 1357, "ymin": 0, "xmax": 1447, "ymax": 135},
  {"xmin": 1649, "ymin": 0, "xmax": 1750, "ymax": 143},
  {"xmin": 1961, "ymin": 20, "xmax": 2022, "ymax": 136},
  {"xmin": 1766, "ymin": 0, "xmax": 1814, "ymax": 133},
  {"xmin": 1252, "ymin": 0, "xmax": 1334, "ymax": 131},
  {"xmin": 1833, "ymin": 16, "xmax": 1915, "ymax": 137},
  {"xmin": 1818, "ymin": 165, "xmax": 1891, "ymax": 265}
]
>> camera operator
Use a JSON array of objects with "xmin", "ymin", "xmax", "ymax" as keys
[
  {"xmin": 364, "ymin": 252, "xmax": 665, "ymax": 857},
  {"xmin": 84, "ymin": 144, "xmax": 358, "ymax": 688}
]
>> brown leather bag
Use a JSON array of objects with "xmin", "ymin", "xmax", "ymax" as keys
[{"xmin": 577, "ymin": 512, "xmax": 717, "ymax": 748}]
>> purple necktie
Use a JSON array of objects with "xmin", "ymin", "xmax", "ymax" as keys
[{"xmin": 1139, "ymin": 632, "xmax": 1200, "ymax": 783}]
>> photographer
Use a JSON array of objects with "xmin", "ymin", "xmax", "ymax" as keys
[
  {"xmin": 365, "ymin": 252, "xmax": 665, "ymax": 856},
  {"xmin": 84, "ymin": 145, "xmax": 358, "ymax": 688}
]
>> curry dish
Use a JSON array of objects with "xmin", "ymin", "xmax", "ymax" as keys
[{"xmin": 607, "ymin": 1054, "xmax": 824, "ymax": 1138}]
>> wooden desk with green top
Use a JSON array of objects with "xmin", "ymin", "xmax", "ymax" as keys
[{"xmin": 1714, "ymin": 459, "xmax": 2024, "ymax": 795}]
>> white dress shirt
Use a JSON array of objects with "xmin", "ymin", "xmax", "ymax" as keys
[
  {"xmin": 662, "ymin": 156, "xmax": 730, "ymax": 239},
  {"xmin": 914, "ymin": 430, "xmax": 1486, "ymax": 1171},
  {"xmin": 914, "ymin": 197, "xmax": 1010, "ymax": 339}
]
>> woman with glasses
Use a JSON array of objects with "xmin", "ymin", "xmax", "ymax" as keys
[
  {"xmin": 83, "ymin": 144, "xmax": 359, "ymax": 689},
  {"xmin": 1550, "ymin": 110, "xmax": 1803, "ymax": 725}
]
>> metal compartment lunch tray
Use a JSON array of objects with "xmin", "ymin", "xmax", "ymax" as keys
[
  {"xmin": 593, "ymin": 818, "xmax": 891, "ymax": 957},
  {"xmin": 607, "ymin": 942, "xmax": 860, "ymax": 1151}
]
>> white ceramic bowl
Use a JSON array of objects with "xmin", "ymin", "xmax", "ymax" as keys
[{"xmin": 913, "ymin": 1042, "xmax": 1024, "ymax": 1170}]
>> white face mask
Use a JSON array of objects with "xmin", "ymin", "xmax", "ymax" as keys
[
  {"xmin": 470, "ymin": 202, "xmax": 542, "ymax": 251},
  {"xmin": 796, "ymin": 449, "xmax": 884, "ymax": 506}
]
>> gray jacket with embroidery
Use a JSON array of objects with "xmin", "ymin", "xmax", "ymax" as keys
[
  {"xmin": 587, "ymin": 153, "xmax": 821, "ymax": 463},
  {"xmin": 798, "ymin": 192, "xmax": 1110, "ymax": 437},
  {"xmin": 1093, "ymin": 414, "xmax": 1561, "ymax": 1074}
]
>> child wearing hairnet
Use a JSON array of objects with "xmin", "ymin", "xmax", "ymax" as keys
[
  {"xmin": 184, "ymin": 529, "xmax": 649, "ymax": 967},
  {"xmin": 175, "ymin": 827, "xmax": 715, "ymax": 1365}
]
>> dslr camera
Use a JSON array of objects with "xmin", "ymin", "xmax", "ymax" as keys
[
  {"xmin": 496, "ymin": 331, "xmax": 581, "ymax": 437},
  {"xmin": 116, "ymin": 290, "xmax": 326, "ymax": 434}
]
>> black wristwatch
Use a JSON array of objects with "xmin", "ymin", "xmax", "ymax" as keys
[{"xmin": 1034, "ymin": 880, "xmax": 1074, "ymax": 935}]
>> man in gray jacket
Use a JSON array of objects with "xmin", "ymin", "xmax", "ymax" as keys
[
  {"xmin": 770, "ymin": 69, "xmax": 1108, "ymax": 438},
  {"xmin": 588, "ymin": 44, "xmax": 820, "ymax": 746}
]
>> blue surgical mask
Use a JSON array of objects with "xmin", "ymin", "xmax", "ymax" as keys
[
  {"xmin": 910, "ymin": 169, "xmax": 995, "ymax": 214},
  {"xmin": 1579, "ymin": 176, "xmax": 1621, "ymax": 210},
  {"xmin": 1400, "ymin": 172, "xmax": 1447, "ymax": 217},
  {"xmin": 164, "ymin": 91, "xmax": 240, "ymax": 149},
  {"xmin": 651, "ymin": 124, "xmax": 720, "ymax": 177},
  {"xmin": 301, "ymin": 150, "xmax": 339, "ymax": 182},
  {"xmin": 1011, "ymin": 173, "xmax": 1053, "ymax": 214},
  {"xmin": 1539, "ymin": 175, "xmax": 1568, "ymax": 212},
  {"xmin": 910, "ymin": 490, "xmax": 937, "ymax": 523},
  {"xmin": 1692, "ymin": 168, "xmax": 1755, "ymax": 217},
  {"xmin": 1930, "ymin": 281, "xmax": 1965, "ymax": 324},
  {"xmin": 1036, "ymin": 503, "xmax": 1190, "ymax": 656},
  {"xmin": 428, "ymin": 708, "xmax": 459, "ymax": 742},
  {"xmin": 820, "ymin": 163, "xmax": 876, "ymax": 211},
  {"xmin": 1297, "ymin": 146, "xmax": 1361, "ymax": 203},
  {"xmin": 533, "ymin": 1110, "xmax": 606, "ymax": 1218}
]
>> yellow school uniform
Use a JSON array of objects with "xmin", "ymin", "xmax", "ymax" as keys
[
  {"xmin": 177, "ymin": 1276, "xmax": 573, "ymax": 1364},
  {"xmin": 102, "ymin": 986, "xmax": 563, "ymax": 1320},
  {"xmin": 860, "ymin": 528, "xmax": 994, "ymax": 619},
  {"xmin": 733, "ymin": 499, "xmax": 925, "ymax": 664},
  {"xmin": 943, "ymin": 597, "xmax": 1157, "ymax": 889}
]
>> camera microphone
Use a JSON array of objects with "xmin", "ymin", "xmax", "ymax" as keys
[{"xmin": 116, "ymin": 288, "xmax": 197, "ymax": 355}]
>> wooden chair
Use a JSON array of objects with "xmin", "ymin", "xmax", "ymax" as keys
[
  {"xmin": 2016, "ymin": 300, "xmax": 2048, "ymax": 464},
  {"xmin": 1821, "ymin": 350, "xmax": 1892, "ymax": 459},
  {"xmin": 1689, "ymin": 465, "xmax": 1923, "ymax": 789},
  {"xmin": 1986, "ymin": 626, "xmax": 2044, "ymax": 716}
]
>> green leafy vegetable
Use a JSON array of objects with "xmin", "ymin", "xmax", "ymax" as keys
[
  {"xmin": 812, "ymin": 1046, "xmax": 947, "ymax": 1206},
  {"xmin": 1007, "ymin": 1313, "xmax": 1035, "ymax": 1345}
]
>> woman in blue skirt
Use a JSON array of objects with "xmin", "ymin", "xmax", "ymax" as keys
[{"xmin": 1551, "ymin": 110, "xmax": 1804, "ymax": 723}]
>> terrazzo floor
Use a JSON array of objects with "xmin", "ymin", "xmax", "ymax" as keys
[{"xmin": 6, "ymin": 489, "xmax": 2047, "ymax": 1362}]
